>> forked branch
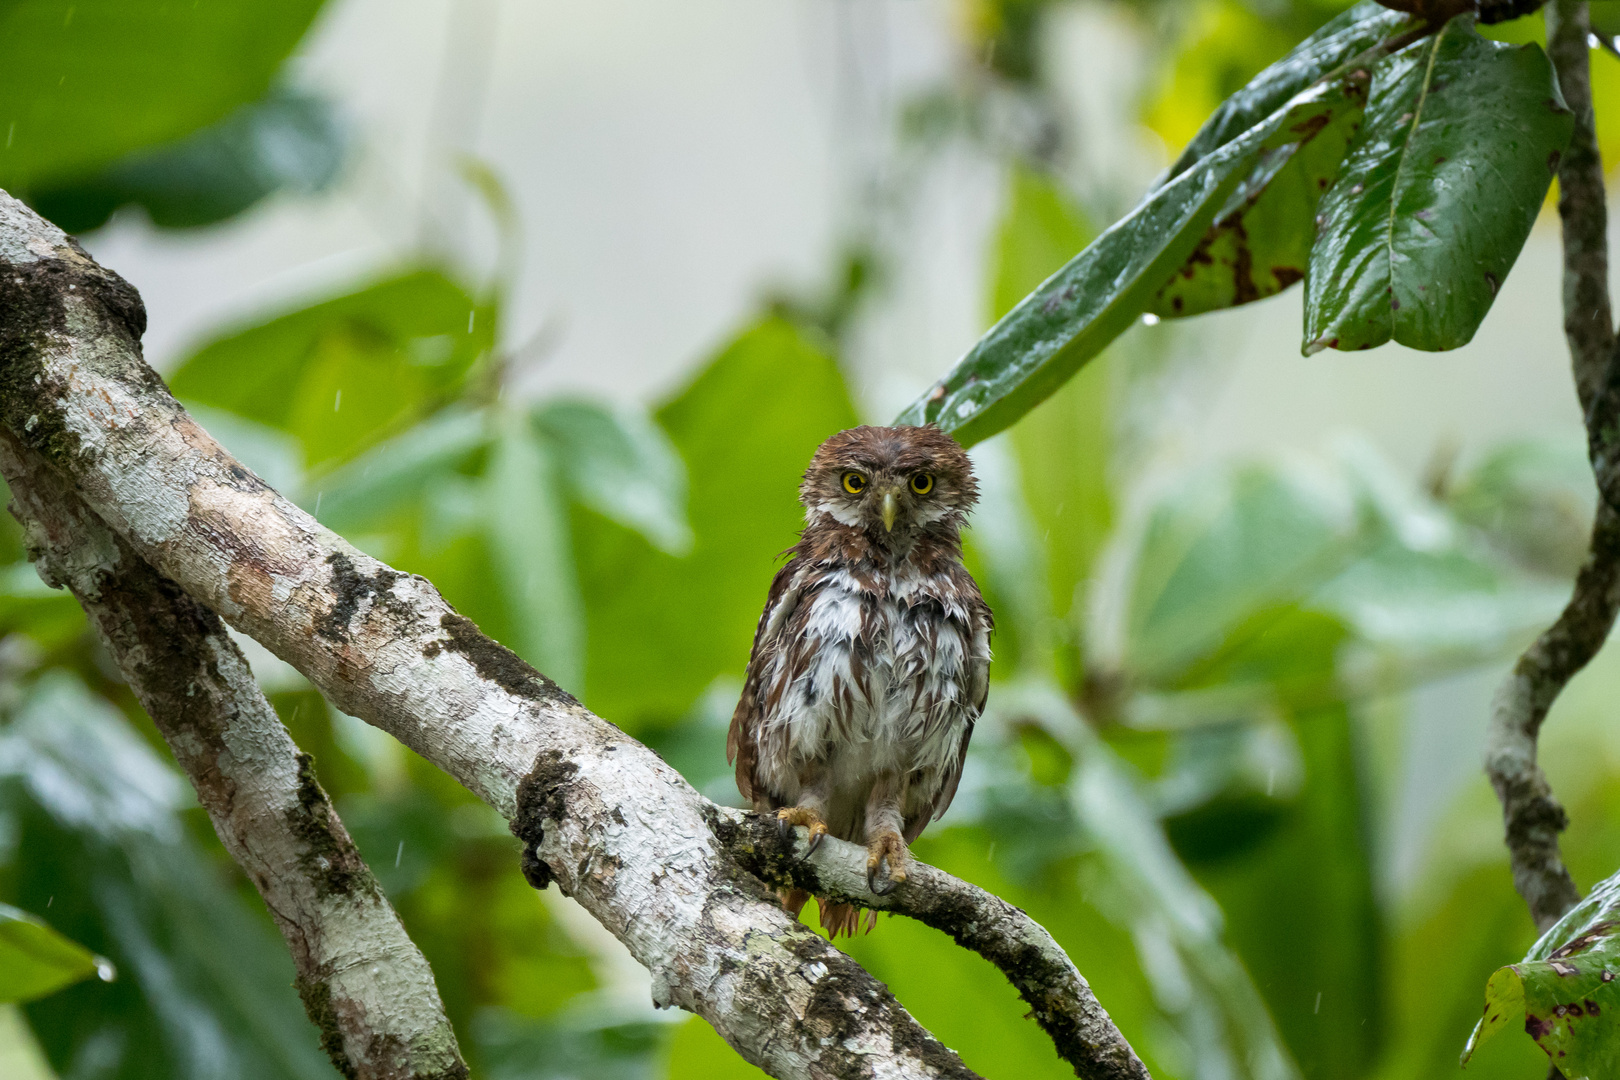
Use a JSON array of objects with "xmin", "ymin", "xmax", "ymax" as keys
[
  {"xmin": 0, "ymin": 189, "xmax": 1147, "ymax": 1079},
  {"xmin": 0, "ymin": 429, "xmax": 469, "ymax": 1080}
]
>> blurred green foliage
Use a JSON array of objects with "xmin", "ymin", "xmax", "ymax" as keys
[{"xmin": 1, "ymin": 1, "xmax": 1617, "ymax": 1078}]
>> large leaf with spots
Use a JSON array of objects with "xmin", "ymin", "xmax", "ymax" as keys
[
  {"xmin": 895, "ymin": 56, "xmax": 1374, "ymax": 446},
  {"xmin": 1462, "ymin": 867, "xmax": 1620, "ymax": 1078},
  {"xmin": 1147, "ymin": 2, "xmax": 1408, "ymax": 319},
  {"xmin": 1303, "ymin": 16, "xmax": 1572, "ymax": 354}
]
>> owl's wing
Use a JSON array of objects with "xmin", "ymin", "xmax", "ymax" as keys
[
  {"xmin": 728, "ymin": 557, "xmax": 806, "ymax": 804},
  {"xmin": 906, "ymin": 572, "xmax": 994, "ymax": 842}
]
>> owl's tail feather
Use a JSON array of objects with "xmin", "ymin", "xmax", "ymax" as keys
[
  {"xmin": 817, "ymin": 900, "xmax": 876, "ymax": 938},
  {"xmin": 779, "ymin": 888, "xmax": 810, "ymax": 918}
]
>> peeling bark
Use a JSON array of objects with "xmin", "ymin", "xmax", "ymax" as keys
[
  {"xmin": 0, "ymin": 430, "xmax": 467, "ymax": 1080},
  {"xmin": 0, "ymin": 189, "xmax": 1151, "ymax": 1078}
]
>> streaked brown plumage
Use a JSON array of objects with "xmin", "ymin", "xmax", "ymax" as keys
[{"xmin": 728, "ymin": 424, "xmax": 992, "ymax": 937}]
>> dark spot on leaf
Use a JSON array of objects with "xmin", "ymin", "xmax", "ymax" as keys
[
  {"xmin": 1604, "ymin": 970, "xmax": 1616, "ymax": 982},
  {"xmin": 1527, "ymin": 1014, "xmax": 1552, "ymax": 1040},
  {"xmin": 1390, "ymin": 295, "xmax": 1400, "ymax": 311},
  {"xmin": 1289, "ymin": 113, "xmax": 1330, "ymax": 140},
  {"xmin": 1550, "ymin": 959, "xmax": 1578, "ymax": 977},
  {"xmin": 1271, "ymin": 266, "xmax": 1303, "ymax": 289},
  {"xmin": 1172, "ymin": 295, "xmax": 1183, "ymax": 312},
  {"xmin": 1588, "ymin": 999, "xmax": 1601, "ymax": 1014}
]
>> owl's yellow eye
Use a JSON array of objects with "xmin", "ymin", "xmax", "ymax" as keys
[
  {"xmin": 842, "ymin": 471, "xmax": 868, "ymax": 495},
  {"xmin": 910, "ymin": 473, "xmax": 934, "ymax": 495}
]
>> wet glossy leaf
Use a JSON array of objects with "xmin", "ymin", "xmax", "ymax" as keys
[
  {"xmin": 29, "ymin": 88, "xmax": 345, "ymax": 234},
  {"xmin": 535, "ymin": 400, "xmax": 692, "ymax": 556},
  {"xmin": 0, "ymin": 903, "xmax": 105, "ymax": 1004},
  {"xmin": 1462, "ymin": 867, "xmax": 1620, "ymax": 1078},
  {"xmin": 1149, "ymin": 98, "xmax": 1365, "ymax": 319},
  {"xmin": 897, "ymin": 71, "xmax": 1370, "ymax": 447},
  {"xmin": 0, "ymin": 0, "xmax": 326, "ymax": 191},
  {"xmin": 1161, "ymin": 2, "xmax": 1411, "ymax": 183},
  {"xmin": 1143, "ymin": 3, "xmax": 1410, "ymax": 319},
  {"xmin": 1303, "ymin": 17, "xmax": 1573, "ymax": 354},
  {"xmin": 171, "ymin": 270, "xmax": 494, "ymax": 468}
]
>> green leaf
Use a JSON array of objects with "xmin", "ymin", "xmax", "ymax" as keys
[
  {"xmin": 1149, "ymin": 97, "xmax": 1366, "ymax": 319},
  {"xmin": 535, "ymin": 400, "xmax": 692, "ymax": 556},
  {"xmin": 896, "ymin": 69, "xmax": 1371, "ymax": 447},
  {"xmin": 1449, "ymin": 435, "xmax": 1596, "ymax": 578},
  {"xmin": 310, "ymin": 406, "xmax": 489, "ymax": 532},
  {"xmin": 0, "ymin": 0, "xmax": 326, "ymax": 191},
  {"xmin": 0, "ymin": 904, "xmax": 106, "ymax": 1005},
  {"xmin": 1303, "ymin": 17, "xmax": 1573, "ymax": 354},
  {"xmin": 1113, "ymin": 462, "xmax": 1359, "ymax": 686},
  {"xmin": 986, "ymin": 169, "xmax": 1114, "ymax": 625},
  {"xmin": 28, "ymin": 88, "xmax": 345, "ymax": 234},
  {"xmin": 576, "ymin": 317, "xmax": 858, "ymax": 727},
  {"xmin": 1160, "ymin": 2, "xmax": 1411, "ymax": 184},
  {"xmin": 1068, "ymin": 723, "xmax": 1301, "ymax": 1080},
  {"xmin": 0, "ymin": 673, "xmax": 337, "ymax": 1080},
  {"xmin": 988, "ymin": 167, "xmax": 1094, "ymax": 323},
  {"xmin": 1462, "ymin": 867, "xmax": 1620, "ymax": 1077},
  {"xmin": 170, "ymin": 270, "xmax": 494, "ymax": 468},
  {"xmin": 485, "ymin": 411, "xmax": 583, "ymax": 695},
  {"xmin": 0, "ymin": 561, "xmax": 85, "ymax": 650}
]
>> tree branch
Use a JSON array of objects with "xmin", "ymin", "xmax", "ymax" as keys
[
  {"xmin": 0, "ymin": 429, "xmax": 468, "ymax": 1080},
  {"xmin": 717, "ymin": 812, "xmax": 1151, "ymax": 1080},
  {"xmin": 0, "ymin": 190, "xmax": 1150, "ymax": 1078},
  {"xmin": 1484, "ymin": 0, "xmax": 1615, "ymax": 933}
]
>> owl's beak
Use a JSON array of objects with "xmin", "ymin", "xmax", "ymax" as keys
[{"xmin": 881, "ymin": 490, "xmax": 899, "ymax": 532}]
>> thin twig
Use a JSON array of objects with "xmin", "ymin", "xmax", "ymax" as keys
[
  {"xmin": 1484, "ymin": 0, "xmax": 1616, "ymax": 934},
  {"xmin": 0, "ymin": 431, "xmax": 469, "ymax": 1080}
]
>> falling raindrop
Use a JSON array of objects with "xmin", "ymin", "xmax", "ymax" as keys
[
  {"xmin": 333, "ymin": 389, "xmax": 342, "ymax": 412},
  {"xmin": 395, "ymin": 841, "xmax": 404, "ymax": 868}
]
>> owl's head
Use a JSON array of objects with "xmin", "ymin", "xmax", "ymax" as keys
[{"xmin": 800, "ymin": 425, "xmax": 978, "ymax": 541}]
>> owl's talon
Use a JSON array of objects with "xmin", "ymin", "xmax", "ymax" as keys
[
  {"xmin": 864, "ymin": 830, "xmax": 908, "ymax": 895},
  {"xmin": 775, "ymin": 806, "xmax": 828, "ymax": 858}
]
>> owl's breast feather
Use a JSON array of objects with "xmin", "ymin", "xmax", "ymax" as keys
[{"xmin": 758, "ymin": 566, "xmax": 977, "ymax": 780}]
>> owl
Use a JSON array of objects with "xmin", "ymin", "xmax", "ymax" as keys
[{"xmin": 728, "ymin": 424, "xmax": 993, "ymax": 937}]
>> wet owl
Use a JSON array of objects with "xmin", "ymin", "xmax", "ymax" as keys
[{"xmin": 727, "ymin": 424, "xmax": 993, "ymax": 937}]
